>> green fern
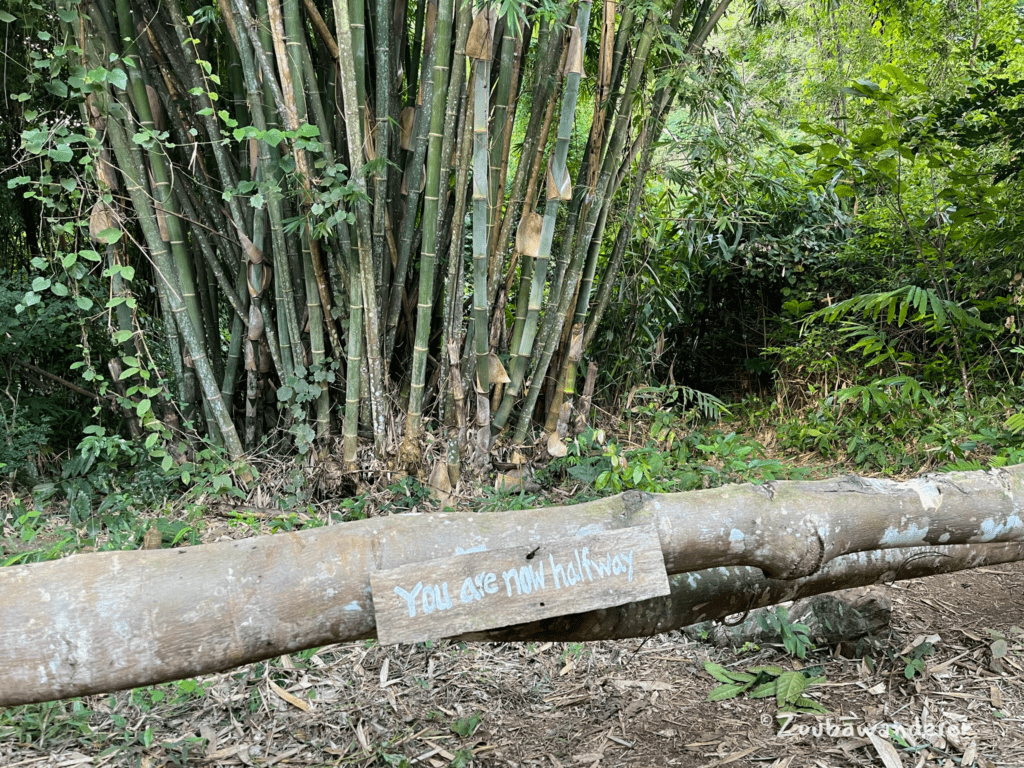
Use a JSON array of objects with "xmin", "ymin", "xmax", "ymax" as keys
[
  {"xmin": 833, "ymin": 376, "xmax": 936, "ymax": 414},
  {"xmin": 674, "ymin": 385, "xmax": 730, "ymax": 420},
  {"xmin": 806, "ymin": 285, "xmax": 996, "ymax": 334},
  {"xmin": 1006, "ymin": 412, "xmax": 1024, "ymax": 435}
]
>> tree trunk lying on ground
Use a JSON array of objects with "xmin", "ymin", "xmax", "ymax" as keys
[{"xmin": 2, "ymin": 467, "xmax": 1024, "ymax": 706}]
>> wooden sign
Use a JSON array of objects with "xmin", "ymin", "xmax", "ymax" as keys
[{"xmin": 370, "ymin": 525, "xmax": 670, "ymax": 645}]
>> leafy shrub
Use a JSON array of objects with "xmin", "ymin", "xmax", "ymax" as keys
[{"xmin": 0, "ymin": 277, "xmax": 99, "ymax": 480}]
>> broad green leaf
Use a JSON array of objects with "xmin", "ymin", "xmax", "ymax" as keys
[
  {"xmin": 703, "ymin": 661, "xmax": 736, "ymax": 683},
  {"xmin": 724, "ymin": 670, "xmax": 757, "ymax": 683},
  {"xmin": 819, "ymin": 144, "xmax": 841, "ymax": 160},
  {"xmin": 748, "ymin": 682, "xmax": 778, "ymax": 698},
  {"xmin": 0, "ymin": 11, "xmax": 16, "ymax": 22},
  {"xmin": 775, "ymin": 671, "xmax": 807, "ymax": 706},
  {"xmin": 48, "ymin": 145, "xmax": 73, "ymax": 163},
  {"xmin": 747, "ymin": 665, "xmax": 785, "ymax": 676},
  {"xmin": 707, "ymin": 682, "xmax": 749, "ymax": 701},
  {"xmin": 96, "ymin": 227, "xmax": 122, "ymax": 244},
  {"xmin": 450, "ymin": 712, "xmax": 481, "ymax": 737},
  {"xmin": 793, "ymin": 696, "xmax": 828, "ymax": 714}
]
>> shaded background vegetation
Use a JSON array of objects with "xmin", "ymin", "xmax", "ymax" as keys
[{"xmin": 3, "ymin": 0, "xmax": 1024, "ymax": 557}]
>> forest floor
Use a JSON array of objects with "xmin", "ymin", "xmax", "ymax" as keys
[{"xmin": 2, "ymin": 508, "xmax": 1023, "ymax": 768}]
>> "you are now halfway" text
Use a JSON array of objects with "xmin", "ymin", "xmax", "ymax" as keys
[{"xmin": 392, "ymin": 546, "xmax": 636, "ymax": 619}]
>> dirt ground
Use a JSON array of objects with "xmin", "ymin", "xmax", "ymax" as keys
[{"xmin": 2, "ymin": 552, "xmax": 1022, "ymax": 768}]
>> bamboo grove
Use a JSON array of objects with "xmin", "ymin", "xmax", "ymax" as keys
[{"xmin": 38, "ymin": 0, "xmax": 733, "ymax": 477}]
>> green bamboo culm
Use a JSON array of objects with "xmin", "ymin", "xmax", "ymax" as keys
[
  {"xmin": 404, "ymin": 0, "xmax": 456, "ymax": 452},
  {"xmin": 333, "ymin": 0, "xmax": 381, "ymax": 461},
  {"xmin": 467, "ymin": 10, "xmax": 493, "ymax": 459},
  {"xmin": 46, "ymin": 0, "xmax": 738, "ymax": 472},
  {"xmin": 492, "ymin": 1, "xmax": 593, "ymax": 434}
]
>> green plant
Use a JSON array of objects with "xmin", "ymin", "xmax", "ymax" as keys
[
  {"xmin": 899, "ymin": 636, "xmax": 937, "ymax": 680},
  {"xmin": 595, "ymin": 442, "xmax": 665, "ymax": 493},
  {"xmin": 450, "ymin": 712, "xmax": 482, "ymax": 738},
  {"xmin": 756, "ymin": 606, "xmax": 815, "ymax": 659},
  {"xmin": 478, "ymin": 485, "xmax": 545, "ymax": 513},
  {"xmin": 704, "ymin": 660, "xmax": 828, "ymax": 715},
  {"xmin": 559, "ymin": 643, "xmax": 586, "ymax": 662}
]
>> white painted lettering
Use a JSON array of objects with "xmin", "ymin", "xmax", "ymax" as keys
[
  {"xmin": 422, "ymin": 583, "xmax": 436, "ymax": 613},
  {"xmin": 566, "ymin": 561, "xmax": 579, "ymax": 585},
  {"xmin": 460, "ymin": 576, "xmax": 482, "ymax": 603},
  {"xmin": 518, "ymin": 566, "xmax": 534, "ymax": 594},
  {"xmin": 594, "ymin": 554, "xmax": 612, "ymax": 578},
  {"xmin": 503, "ymin": 568, "xmax": 522, "ymax": 596},
  {"xmin": 533, "ymin": 560, "xmax": 546, "ymax": 590},
  {"xmin": 437, "ymin": 582, "xmax": 453, "ymax": 610},
  {"xmin": 580, "ymin": 548, "xmax": 593, "ymax": 581},
  {"xmin": 394, "ymin": 582, "xmax": 423, "ymax": 617},
  {"xmin": 483, "ymin": 572, "xmax": 498, "ymax": 594},
  {"xmin": 550, "ymin": 554, "xmax": 565, "ymax": 588},
  {"xmin": 624, "ymin": 549, "xmax": 634, "ymax": 581}
]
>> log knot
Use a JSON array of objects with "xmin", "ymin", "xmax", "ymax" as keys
[{"xmin": 620, "ymin": 489, "xmax": 651, "ymax": 520}]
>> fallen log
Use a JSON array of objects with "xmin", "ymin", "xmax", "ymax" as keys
[{"xmin": 2, "ymin": 467, "xmax": 1024, "ymax": 706}]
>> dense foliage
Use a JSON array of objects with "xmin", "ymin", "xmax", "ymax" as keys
[{"xmin": 2, "ymin": 0, "xmax": 1024, "ymax": 518}]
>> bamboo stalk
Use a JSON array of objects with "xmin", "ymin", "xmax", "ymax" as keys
[
  {"xmin": 513, "ymin": 10, "xmax": 661, "ymax": 442},
  {"xmin": 492, "ymin": 1, "xmax": 593, "ymax": 434},
  {"xmin": 371, "ymin": 0, "xmax": 393, "ymax": 312},
  {"xmin": 335, "ymin": 0, "xmax": 389, "ymax": 452},
  {"xmin": 101, "ymin": 103, "xmax": 244, "ymax": 459},
  {"xmin": 113, "ymin": 0, "xmax": 209, "ymax": 393},
  {"xmin": 469, "ymin": 10, "xmax": 493, "ymax": 461},
  {"xmin": 404, "ymin": 0, "xmax": 455, "ymax": 448},
  {"xmin": 229, "ymin": 0, "xmax": 305, "ymax": 377},
  {"xmin": 277, "ymin": 0, "xmax": 332, "ymax": 438},
  {"xmin": 487, "ymin": 14, "xmax": 518, "ymax": 272},
  {"xmin": 384, "ymin": 2, "xmax": 438, "ymax": 360}
]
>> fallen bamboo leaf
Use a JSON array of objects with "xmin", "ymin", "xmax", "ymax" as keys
[{"xmin": 268, "ymin": 679, "xmax": 310, "ymax": 711}]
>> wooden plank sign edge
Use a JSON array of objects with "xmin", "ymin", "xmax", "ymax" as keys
[{"xmin": 370, "ymin": 524, "xmax": 669, "ymax": 645}]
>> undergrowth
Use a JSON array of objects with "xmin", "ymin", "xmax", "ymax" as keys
[{"xmin": 737, "ymin": 384, "xmax": 1024, "ymax": 475}]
